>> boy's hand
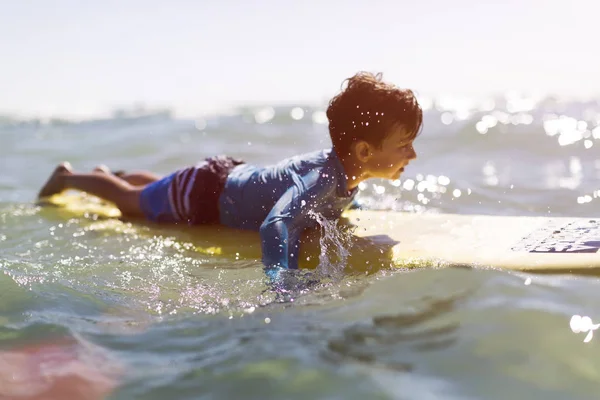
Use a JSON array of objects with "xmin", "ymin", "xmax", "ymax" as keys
[
  {"xmin": 264, "ymin": 266, "xmax": 320, "ymax": 298},
  {"xmin": 337, "ymin": 216, "xmax": 357, "ymax": 231}
]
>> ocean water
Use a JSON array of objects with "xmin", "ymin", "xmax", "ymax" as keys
[{"xmin": 1, "ymin": 95, "xmax": 600, "ymax": 399}]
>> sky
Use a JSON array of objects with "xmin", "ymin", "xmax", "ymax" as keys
[{"xmin": 1, "ymin": 0, "xmax": 599, "ymax": 118}]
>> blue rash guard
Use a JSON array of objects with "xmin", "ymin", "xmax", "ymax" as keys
[{"xmin": 218, "ymin": 148, "xmax": 358, "ymax": 271}]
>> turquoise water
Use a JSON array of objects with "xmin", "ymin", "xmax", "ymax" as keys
[{"xmin": 1, "ymin": 98, "xmax": 600, "ymax": 399}]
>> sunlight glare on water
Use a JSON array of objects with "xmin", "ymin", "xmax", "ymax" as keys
[{"xmin": 2, "ymin": 92, "xmax": 600, "ymax": 399}]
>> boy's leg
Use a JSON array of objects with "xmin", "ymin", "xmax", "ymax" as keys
[
  {"xmin": 39, "ymin": 163, "xmax": 144, "ymax": 217},
  {"xmin": 93, "ymin": 165, "xmax": 161, "ymax": 186}
]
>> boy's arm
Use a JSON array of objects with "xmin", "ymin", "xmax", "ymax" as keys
[
  {"xmin": 347, "ymin": 197, "xmax": 363, "ymax": 210},
  {"xmin": 259, "ymin": 171, "xmax": 332, "ymax": 273}
]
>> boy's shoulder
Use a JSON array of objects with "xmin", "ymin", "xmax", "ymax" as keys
[
  {"xmin": 282, "ymin": 148, "xmax": 338, "ymax": 178},
  {"xmin": 277, "ymin": 148, "xmax": 332, "ymax": 167},
  {"xmin": 292, "ymin": 148, "xmax": 350, "ymax": 197}
]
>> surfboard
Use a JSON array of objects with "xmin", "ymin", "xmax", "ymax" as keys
[
  {"xmin": 345, "ymin": 210, "xmax": 600, "ymax": 275},
  {"xmin": 38, "ymin": 192, "xmax": 600, "ymax": 275},
  {"xmin": 36, "ymin": 192, "xmax": 394, "ymax": 274}
]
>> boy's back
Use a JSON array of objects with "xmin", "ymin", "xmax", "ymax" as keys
[
  {"xmin": 219, "ymin": 149, "xmax": 352, "ymax": 229},
  {"xmin": 220, "ymin": 148, "xmax": 358, "ymax": 269}
]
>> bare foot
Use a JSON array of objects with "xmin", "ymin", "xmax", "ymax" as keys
[
  {"xmin": 38, "ymin": 162, "xmax": 73, "ymax": 198},
  {"xmin": 93, "ymin": 165, "xmax": 126, "ymax": 178},
  {"xmin": 93, "ymin": 164, "xmax": 111, "ymax": 175}
]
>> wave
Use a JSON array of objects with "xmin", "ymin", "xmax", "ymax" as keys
[{"xmin": 2, "ymin": 94, "xmax": 600, "ymax": 132}]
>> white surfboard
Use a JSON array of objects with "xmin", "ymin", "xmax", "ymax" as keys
[
  {"xmin": 40, "ymin": 192, "xmax": 600, "ymax": 275},
  {"xmin": 344, "ymin": 210, "xmax": 600, "ymax": 274}
]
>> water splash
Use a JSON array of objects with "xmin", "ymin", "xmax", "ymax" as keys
[
  {"xmin": 266, "ymin": 210, "xmax": 356, "ymax": 300},
  {"xmin": 308, "ymin": 210, "xmax": 353, "ymax": 279},
  {"xmin": 569, "ymin": 315, "xmax": 600, "ymax": 343}
]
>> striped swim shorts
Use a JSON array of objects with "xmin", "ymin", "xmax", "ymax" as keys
[{"xmin": 139, "ymin": 155, "xmax": 244, "ymax": 224}]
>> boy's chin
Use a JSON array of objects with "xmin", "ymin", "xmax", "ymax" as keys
[
  {"xmin": 391, "ymin": 168, "xmax": 404, "ymax": 179},
  {"xmin": 372, "ymin": 168, "xmax": 404, "ymax": 180}
]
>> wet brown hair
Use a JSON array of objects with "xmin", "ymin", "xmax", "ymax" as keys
[{"xmin": 326, "ymin": 71, "xmax": 423, "ymax": 155}]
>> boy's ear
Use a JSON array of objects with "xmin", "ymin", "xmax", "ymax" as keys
[{"xmin": 354, "ymin": 141, "xmax": 372, "ymax": 163}]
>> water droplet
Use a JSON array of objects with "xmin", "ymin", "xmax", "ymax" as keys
[
  {"xmin": 570, "ymin": 315, "xmax": 582, "ymax": 333},
  {"xmin": 290, "ymin": 107, "xmax": 304, "ymax": 120},
  {"xmin": 437, "ymin": 175, "xmax": 450, "ymax": 186},
  {"xmin": 402, "ymin": 179, "xmax": 415, "ymax": 191},
  {"xmin": 441, "ymin": 112, "xmax": 453, "ymax": 125}
]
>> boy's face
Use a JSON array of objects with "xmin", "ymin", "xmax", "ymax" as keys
[{"xmin": 361, "ymin": 125, "xmax": 417, "ymax": 180}]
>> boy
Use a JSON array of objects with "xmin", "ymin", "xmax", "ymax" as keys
[{"xmin": 38, "ymin": 72, "xmax": 422, "ymax": 277}]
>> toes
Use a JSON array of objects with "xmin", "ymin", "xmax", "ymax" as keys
[
  {"xmin": 38, "ymin": 163, "xmax": 71, "ymax": 199},
  {"xmin": 93, "ymin": 165, "xmax": 111, "ymax": 174},
  {"xmin": 58, "ymin": 161, "xmax": 73, "ymax": 174}
]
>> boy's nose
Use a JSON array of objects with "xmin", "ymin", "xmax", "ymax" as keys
[{"xmin": 409, "ymin": 147, "xmax": 417, "ymax": 160}]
